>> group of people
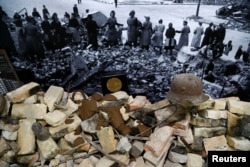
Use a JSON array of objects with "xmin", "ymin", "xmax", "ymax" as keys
[{"xmin": 1, "ymin": 4, "xmax": 250, "ymax": 63}]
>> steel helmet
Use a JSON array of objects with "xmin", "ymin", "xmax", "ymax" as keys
[{"xmin": 166, "ymin": 73, "xmax": 209, "ymax": 105}]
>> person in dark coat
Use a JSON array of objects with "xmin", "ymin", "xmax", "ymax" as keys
[
  {"xmin": 114, "ymin": 0, "xmax": 118, "ymax": 8},
  {"xmin": 23, "ymin": 16, "xmax": 44, "ymax": 61},
  {"xmin": 32, "ymin": 7, "xmax": 42, "ymax": 20},
  {"xmin": 50, "ymin": 13, "xmax": 66, "ymax": 50},
  {"xmin": 235, "ymin": 45, "xmax": 243, "ymax": 60},
  {"xmin": 140, "ymin": 16, "xmax": 153, "ymax": 50},
  {"xmin": 73, "ymin": 4, "xmax": 79, "ymax": 17},
  {"xmin": 42, "ymin": 5, "xmax": 50, "ymax": 19},
  {"xmin": 85, "ymin": 14, "xmax": 99, "ymax": 50},
  {"xmin": 216, "ymin": 23, "xmax": 226, "ymax": 43},
  {"xmin": 164, "ymin": 22, "xmax": 176, "ymax": 55},
  {"xmin": 41, "ymin": 16, "xmax": 54, "ymax": 52},
  {"xmin": 200, "ymin": 22, "xmax": 213, "ymax": 48},
  {"xmin": 127, "ymin": 10, "xmax": 140, "ymax": 47}
]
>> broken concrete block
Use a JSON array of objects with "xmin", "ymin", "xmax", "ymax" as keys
[
  {"xmin": 95, "ymin": 152, "xmax": 130, "ymax": 167},
  {"xmin": 97, "ymin": 127, "xmax": 118, "ymax": 154},
  {"xmin": 144, "ymin": 137, "xmax": 174, "ymax": 166},
  {"xmin": 168, "ymin": 151, "xmax": 187, "ymax": 164},
  {"xmin": 79, "ymin": 158, "xmax": 94, "ymax": 167},
  {"xmin": 23, "ymin": 94, "xmax": 38, "ymax": 104},
  {"xmin": 44, "ymin": 85, "xmax": 64, "ymax": 112},
  {"xmin": 49, "ymin": 124, "xmax": 68, "ymax": 140},
  {"xmin": 16, "ymin": 152, "xmax": 39, "ymax": 165},
  {"xmin": 6, "ymin": 82, "xmax": 40, "ymax": 103},
  {"xmin": 130, "ymin": 141, "xmax": 144, "ymax": 158},
  {"xmin": 37, "ymin": 136, "xmax": 59, "ymax": 160},
  {"xmin": 117, "ymin": 136, "xmax": 132, "ymax": 153},
  {"xmin": 129, "ymin": 95, "xmax": 149, "ymax": 111},
  {"xmin": 190, "ymin": 116, "xmax": 227, "ymax": 127},
  {"xmin": 101, "ymin": 91, "xmax": 129, "ymax": 107},
  {"xmin": 227, "ymin": 100, "xmax": 250, "ymax": 115},
  {"xmin": 144, "ymin": 126, "xmax": 174, "ymax": 157},
  {"xmin": 143, "ymin": 99, "xmax": 170, "ymax": 112},
  {"xmin": 154, "ymin": 107, "xmax": 173, "ymax": 123},
  {"xmin": 186, "ymin": 153, "xmax": 203, "ymax": 167},
  {"xmin": 44, "ymin": 110, "xmax": 67, "ymax": 127},
  {"xmin": 227, "ymin": 112, "xmax": 243, "ymax": 136},
  {"xmin": 1, "ymin": 150, "xmax": 16, "ymax": 164},
  {"xmin": 241, "ymin": 123, "xmax": 250, "ymax": 139},
  {"xmin": 198, "ymin": 109, "xmax": 228, "ymax": 119},
  {"xmin": 1, "ymin": 130, "xmax": 17, "ymax": 141},
  {"xmin": 213, "ymin": 96, "xmax": 240, "ymax": 110},
  {"xmin": 17, "ymin": 119, "xmax": 36, "ymax": 155},
  {"xmin": 81, "ymin": 114, "xmax": 99, "ymax": 133},
  {"xmin": 164, "ymin": 160, "xmax": 183, "ymax": 167},
  {"xmin": 226, "ymin": 135, "xmax": 250, "ymax": 151},
  {"xmin": 203, "ymin": 135, "xmax": 228, "ymax": 154},
  {"xmin": 195, "ymin": 97, "xmax": 214, "ymax": 111},
  {"xmin": 58, "ymin": 138, "xmax": 73, "ymax": 155},
  {"xmin": 32, "ymin": 122, "xmax": 50, "ymax": 141},
  {"xmin": 191, "ymin": 136, "xmax": 203, "ymax": 152},
  {"xmin": 178, "ymin": 127, "xmax": 194, "ymax": 145},
  {"xmin": 193, "ymin": 126, "xmax": 226, "ymax": 138},
  {"xmin": 65, "ymin": 113, "xmax": 82, "ymax": 132},
  {"xmin": 11, "ymin": 103, "xmax": 47, "ymax": 119},
  {"xmin": 62, "ymin": 98, "xmax": 79, "ymax": 116},
  {"xmin": 120, "ymin": 106, "xmax": 129, "ymax": 121}
]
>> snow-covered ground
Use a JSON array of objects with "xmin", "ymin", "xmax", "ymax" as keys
[{"xmin": 1, "ymin": 0, "xmax": 250, "ymax": 61}]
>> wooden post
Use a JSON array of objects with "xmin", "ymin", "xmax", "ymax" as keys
[{"xmin": 196, "ymin": 0, "xmax": 201, "ymax": 17}]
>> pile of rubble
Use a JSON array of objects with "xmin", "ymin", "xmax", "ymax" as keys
[{"xmin": 1, "ymin": 81, "xmax": 250, "ymax": 167}]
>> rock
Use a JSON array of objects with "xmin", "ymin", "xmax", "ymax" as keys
[
  {"xmin": 164, "ymin": 160, "xmax": 183, "ymax": 167},
  {"xmin": 11, "ymin": 103, "xmax": 47, "ymax": 119},
  {"xmin": 227, "ymin": 100, "xmax": 250, "ymax": 115},
  {"xmin": 96, "ymin": 127, "xmax": 118, "ymax": 154},
  {"xmin": 44, "ymin": 85, "xmax": 64, "ymax": 112},
  {"xmin": 203, "ymin": 135, "xmax": 228, "ymax": 154},
  {"xmin": 241, "ymin": 123, "xmax": 250, "ymax": 139},
  {"xmin": 143, "ymin": 99, "xmax": 170, "ymax": 113},
  {"xmin": 1, "ymin": 130, "xmax": 17, "ymax": 141},
  {"xmin": 195, "ymin": 98, "xmax": 215, "ymax": 111},
  {"xmin": 186, "ymin": 153, "xmax": 203, "ymax": 167},
  {"xmin": 226, "ymin": 135, "xmax": 250, "ymax": 151},
  {"xmin": 116, "ymin": 136, "xmax": 132, "ymax": 153},
  {"xmin": 32, "ymin": 122, "xmax": 50, "ymax": 141},
  {"xmin": 6, "ymin": 82, "xmax": 40, "ymax": 103},
  {"xmin": 0, "ymin": 137, "xmax": 10, "ymax": 157},
  {"xmin": 79, "ymin": 158, "xmax": 94, "ymax": 167},
  {"xmin": 16, "ymin": 152, "xmax": 39, "ymax": 165},
  {"xmin": 154, "ymin": 107, "xmax": 174, "ymax": 123},
  {"xmin": 168, "ymin": 151, "xmax": 187, "ymax": 164},
  {"xmin": 17, "ymin": 119, "xmax": 36, "ymax": 155},
  {"xmin": 44, "ymin": 110, "xmax": 67, "ymax": 127},
  {"xmin": 227, "ymin": 112, "xmax": 243, "ymax": 136},
  {"xmin": 129, "ymin": 141, "xmax": 144, "ymax": 158},
  {"xmin": 95, "ymin": 152, "xmax": 130, "ymax": 167},
  {"xmin": 80, "ymin": 114, "xmax": 99, "ymax": 133},
  {"xmin": 190, "ymin": 116, "xmax": 227, "ymax": 127},
  {"xmin": 22, "ymin": 94, "xmax": 38, "ymax": 104},
  {"xmin": 128, "ymin": 95, "xmax": 150, "ymax": 111},
  {"xmin": 213, "ymin": 96, "xmax": 240, "ymax": 110},
  {"xmin": 198, "ymin": 109, "xmax": 228, "ymax": 119},
  {"xmin": 191, "ymin": 136, "xmax": 204, "ymax": 152},
  {"xmin": 193, "ymin": 127, "xmax": 226, "ymax": 138},
  {"xmin": 36, "ymin": 136, "xmax": 59, "ymax": 160},
  {"xmin": 58, "ymin": 138, "xmax": 73, "ymax": 155}
]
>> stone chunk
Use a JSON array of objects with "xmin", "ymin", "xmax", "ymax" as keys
[
  {"xmin": 193, "ymin": 127, "xmax": 226, "ymax": 138},
  {"xmin": 168, "ymin": 151, "xmax": 187, "ymax": 164},
  {"xmin": 130, "ymin": 141, "xmax": 144, "ymax": 158},
  {"xmin": 164, "ymin": 160, "xmax": 183, "ymax": 167},
  {"xmin": 79, "ymin": 158, "xmax": 94, "ymax": 167},
  {"xmin": 226, "ymin": 135, "xmax": 250, "ymax": 151},
  {"xmin": 203, "ymin": 135, "xmax": 228, "ymax": 154},
  {"xmin": 95, "ymin": 152, "xmax": 129, "ymax": 167},
  {"xmin": 144, "ymin": 126, "xmax": 174, "ymax": 157},
  {"xmin": 23, "ymin": 94, "xmax": 38, "ymax": 104},
  {"xmin": 129, "ymin": 95, "xmax": 150, "ymax": 111},
  {"xmin": 227, "ymin": 111, "xmax": 243, "ymax": 136},
  {"xmin": 1, "ymin": 130, "xmax": 17, "ymax": 141},
  {"xmin": 186, "ymin": 153, "xmax": 203, "ymax": 167},
  {"xmin": 190, "ymin": 116, "xmax": 227, "ymax": 127},
  {"xmin": 17, "ymin": 119, "xmax": 36, "ymax": 155},
  {"xmin": 36, "ymin": 137, "xmax": 59, "ymax": 159},
  {"xmin": 0, "ymin": 137, "xmax": 10, "ymax": 157},
  {"xmin": 97, "ymin": 127, "xmax": 118, "ymax": 154},
  {"xmin": 195, "ymin": 97, "xmax": 214, "ymax": 110},
  {"xmin": 44, "ymin": 110, "xmax": 67, "ymax": 127},
  {"xmin": 228, "ymin": 100, "xmax": 250, "ymax": 115},
  {"xmin": 154, "ymin": 107, "xmax": 173, "ymax": 123},
  {"xmin": 213, "ymin": 96, "xmax": 240, "ymax": 110},
  {"xmin": 198, "ymin": 109, "xmax": 228, "ymax": 119},
  {"xmin": 6, "ymin": 82, "xmax": 40, "ymax": 103},
  {"xmin": 44, "ymin": 85, "xmax": 64, "ymax": 112},
  {"xmin": 143, "ymin": 99, "xmax": 170, "ymax": 112},
  {"xmin": 11, "ymin": 103, "xmax": 47, "ymax": 119}
]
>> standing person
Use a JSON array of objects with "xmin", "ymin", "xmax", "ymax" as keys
[
  {"xmin": 200, "ymin": 22, "xmax": 213, "ymax": 48},
  {"xmin": 176, "ymin": 20, "xmax": 190, "ymax": 50},
  {"xmin": 235, "ymin": 45, "xmax": 243, "ymax": 60},
  {"xmin": 23, "ymin": 16, "xmax": 44, "ymax": 61},
  {"xmin": 127, "ymin": 10, "xmax": 140, "ymax": 47},
  {"xmin": 102, "ymin": 10, "xmax": 123, "ymax": 47},
  {"xmin": 32, "ymin": 7, "xmax": 42, "ymax": 20},
  {"xmin": 165, "ymin": 22, "xmax": 176, "ymax": 55},
  {"xmin": 78, "ymin": 0, "xmax": 81, "ymax": 4},
  {"xmin": 151, "ymin": 19, "xmax": 165, "ymax": 53},
  {"xmin": 114, "ymin": 0, "xmax": 118, "ymax": 8},
  {"xmin": 140, "ymin": 16, "xmax": 153, "ymax": 50},
  {"xmin": 42, "ymin": 5, "xmax": 50, "ymax": 19},
  {"xmin": 223, "ymin": 40, "xmax": 233, "ymax": 56},
  {"xmin": 85, "ymin": 14, "xmax": 99, "ymax": 50},
  {"xmin": 68, "ymin": 13, "xmax": 81, "ymax": 45},
  {"xmin": 210, "ymin": 24, "xmax": 217, "ymax": 46},
  {"xmin": 41, "ymin": 15, "xmax": 54, "ymax": 52},
  {"xmin": 216, "ymin": 23, "xmax": 226, "ymax": 44},
  {"xmin": 191, "ymin": 22, "xmax": 204, "ymax": 49},
  {"xmin": 73, "ymin": 4, "xmax": 79, "ymax": 17}
]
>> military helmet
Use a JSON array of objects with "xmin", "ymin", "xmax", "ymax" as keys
[{"xmin": 166, "ymin": 73, "xmax": 209, "ymax": 105}]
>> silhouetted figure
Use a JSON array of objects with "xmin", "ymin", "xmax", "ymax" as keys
[
  {"xmin": 127, "ymin": 10, "xmax": 140, "ymax": 47},
  {"xmin": 216, "ymin": 23, "xmax": 226, "ymax": 43},
  {"xmin": 42, "ymin": 5, "xmax": 50, "ymax": 19},
  {"xmin": 176, "ymin": 20, "xmax": 190, "ymax": 50},
  {"xmin": 200, "ymin": 22, "xmax": 213, "ymax": 48},
  {"xmin": 223, "ymin": 40, "xmax": 232, "ymax": 56},
  {"xmin": 165, "ymin": 22, "xmax": 176, "ymax": 55},
  {"xmin": 242, "ymin": 51, "xmax": 250, "ymax": 63},
  {"xmin": 73, "ymin": 4, "xmax": 79, "ymax": 17},
  {"xmin": 41, "ymin": 16, "xmax": 54, "ymax": 52},
  {"xmin": 235, "ymin": 45, "xmax": 243, "ymax": 60},
  {"xmin": 32, "ymin": 7, "xmax": 42, "ymax": 20},
  {"xmin": 114, "ymin": 0, "xmax": 118, "ymax": 8},
  {"xmin": 78, "ymin": 0, "xmax": 81, "ymax": 4},
  {"xmin": 86, "ymin": 14, "xmax": 99, "ymax": 50}
]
